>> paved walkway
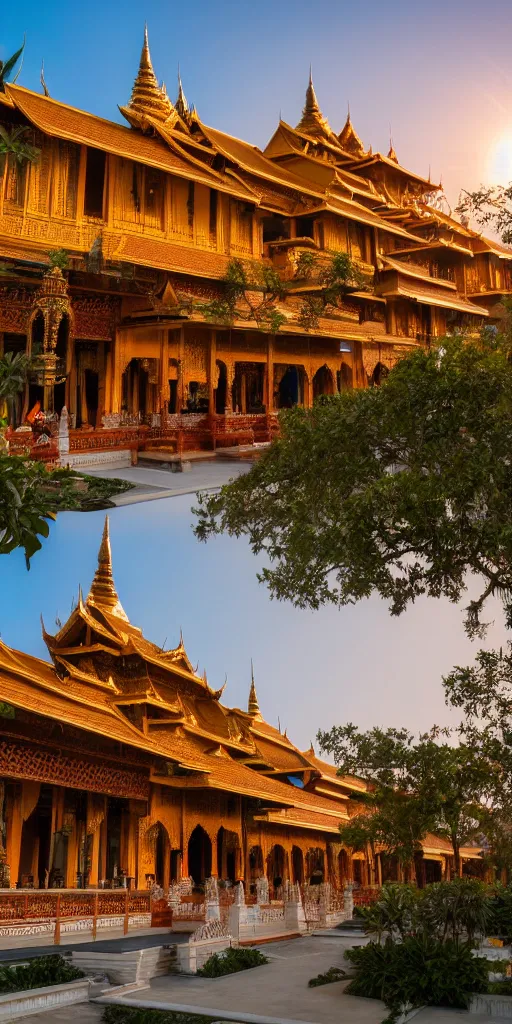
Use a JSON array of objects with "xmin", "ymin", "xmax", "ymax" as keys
[
  {"xmin": 16, "ymin": 935, "xmax": 512, "ymax": 1023},
  {"xmin": 86, "ymin": 459, "xmax": 251, "ymax": 506},
  {"xmin": 0, "ymin": 926, "xmax": 184, "ymax": 960}
]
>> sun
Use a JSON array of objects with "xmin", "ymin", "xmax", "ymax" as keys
[{"xmin": 487, "ymin": 132, "xmax": 512, "ymax": 185}]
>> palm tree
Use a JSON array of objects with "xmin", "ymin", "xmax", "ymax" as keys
[
  {"xmin": 0, "ymin": 125, "xmax": 39, "ymax": 176},
  {"xmin": 0, "ymin": 40, "xmax": 25, "ymax": 91},
  {"xmin": 0, "ymin": 351, "xmax": 30, "ymax": 428}
]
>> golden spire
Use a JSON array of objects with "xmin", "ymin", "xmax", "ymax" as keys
[
  {"xmin": 295, "ymin": 69, "xmax": 340, "ymax": 145},
  {"xmin": 86, "ymin": 516, "xmax": 128, "ymax": 621},
  {"xmin": 248, "ymin": 660, "xmax": 262, "ymax": 718},
  {"xmin": 175, "ymin": 65, "xmax": 189, "ymax": 120},
  {"xmin": 338, "ymin": 111, "xmax": 366, "ymax": 158},
  {"xmin": 120, "ymin": 25, "xmax": 173, "ymax": 127}
]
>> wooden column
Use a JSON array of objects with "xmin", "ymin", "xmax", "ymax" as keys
[
  {"xmin": 99, "ymin": 803, "xmax": 108, "ymax": 884},
  {"xmin": 65, "ymin": 815, "xmax": 78, "ymax": 888},
  {"xmin": 126, "ymin": 807, "xmax": 138, "ymax": 884},
  {"xmin": 6, "ymin": 785, "xmax": 23, "ymax": 889},
  {"xmin": 208, "ymin": 329, "xmax": 217, "ymax": 415},
  {"xmin": 178, "ymin": 326, "xmax": 186, "ymax": 411},
  {"xmin": 221, "ymin": 839, "xmax": 228, "ymax": 880},
  {"xmin": 86, "ymin": 794, "xmax": 100, "ymax": 887},
  {"xmin": 235, "ymin": 845, "xmax": 243, "ymax": 882},
  {"xmin": 111, "ymin": 331, "xmax": 122, "ymax": 414},
  {"xmin": 159, "ymin": 329, "xmax": 169, "ymax": 415},
  {"xmin": 266, "ymin": 335, "xmax": 274, "ymax": 412},
  {"xmin": 211, "ymin": 833, "xmax": 218, "ymax": 877}
]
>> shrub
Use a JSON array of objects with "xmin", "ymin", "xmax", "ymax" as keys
[
  {"xmin": 196, "ymin": 945, "xmax": 268, "ymax": 978},
  {"xmin": 102, "ymin": 1008, "xmax": 217, "ymax": 1024},
  {"xmin": 488, "ymin": 882, "xmax": 512, "ymax": 940},
  {"xmin": 308, "ymin": 966, "xmax": 345, "ymax": 987},
  {"xmin": 345, "ymin": 938, "xmax": 489, "ymax": 1021},
  {"xmin": 0, "ymin": 955, "xmax": 83, "ymax": 994}
]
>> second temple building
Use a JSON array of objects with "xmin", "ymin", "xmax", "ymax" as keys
[{"xmin": 0, "ymin": 520, "xmax": 484, "ymax": 898}]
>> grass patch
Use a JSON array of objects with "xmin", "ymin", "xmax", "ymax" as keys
[
  {"xmin": 0, "ymin": 955, "xmax": 83, "ymax": 993},
  {"xmin": 102, "ymin": 1007, "xmax": 220, "ymax": 1024},
  {"xmin": 197, "ymin": 945, "xmax": 268, "ymax": 978},
  {"xmin": 43, "ymin": 469, "xmax": 134, "ymax": 512},
  {"xmin": 308, "ymin": 966, "xmax": 346, "ymax": 987}
]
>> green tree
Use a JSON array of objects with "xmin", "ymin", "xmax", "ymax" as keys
[
  {"xmin": 457, "ymin": 185, "xmax": 512, "ymax": 245},
  {"xmin": 0, "ymin": 455, "xmax": 53, "ymax": 566},
  {"xmin": 317, "ymin": 724, "xmax": 501, "ymax": 876},
  {"xmin": 0, "ymin": 351, "xmax": 30, "ymax": 428},
  {"xmin": 194, "ymin": 329, "xmax": 512, "ymax": 638},
  {"xmin": 0, "ymin": 40, "xmax": 24, "ymax": 91},
  {"xmin": 0, "ymin": 125, "xmax": 39, "ymax": 177}
]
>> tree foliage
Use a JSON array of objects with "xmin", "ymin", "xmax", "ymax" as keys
[
  {"xmin": 457, "ymin": 185, "xmax": 512, "ymax": 244},
  {"xmin": 0, "ymin": 351, "xmax": 30, "ymax": 427},
  {"xmin": 0, "ymin": 455, "xmax": 54, "ymax": 566},
  {"xmin": 199, "ymin": 251, "xmax": 365, "ymax": 333},
  {"xmin": 194, "ymin": 330, "xmax": 512, "ymax": 637},
  {"xmin": 317, "ymin": 724, "xmax": 501, "ymax": 874},
  {"xmin": 0, "ymin": 125, "xmax": 39, "ymax": 177},
  {"xmin": 0, "ymin": 40, "xmax": 25, "ymax": 91}
]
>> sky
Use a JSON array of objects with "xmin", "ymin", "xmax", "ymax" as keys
[
  {"xmin": 0, "ymin": 498, "xmax": 507, "ymax": 754},
  {"xmin": 3, "ymin": 0, "xmax": 512, "ymax": 210}
]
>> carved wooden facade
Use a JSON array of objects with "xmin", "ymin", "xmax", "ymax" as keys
[{"xmin": 0, "ymin": 33, "xmax": 504, "ymax": 435}]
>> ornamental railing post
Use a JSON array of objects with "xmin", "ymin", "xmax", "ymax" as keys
[
  {"xmin": 123, "ymin": 888, "xmax": 129, "ymax": 935},
  {"xmin": 54, "ymin": 893, "xmax": 61, "ymax": 945}
]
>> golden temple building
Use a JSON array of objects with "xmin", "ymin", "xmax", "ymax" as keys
[
  {"xmin": 0, "ymin": 32, "xmax": 510, "ymax": 458},
  {"xmin": 0, "ymin": 519, "xmax": 486, "ymax": 902}
]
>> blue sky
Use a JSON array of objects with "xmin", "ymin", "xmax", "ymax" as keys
[
  {"xmin": 0, "ymin": 500, "xmax": 507, "ymax": 752},
  {"xmin": 3, "ymin": 0, "xmax": 512, "ymax": 206}
]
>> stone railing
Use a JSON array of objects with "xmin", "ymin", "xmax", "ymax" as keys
[{"xmin": 0, "ymin": 888, "xmax": 151, "ymax": 943}]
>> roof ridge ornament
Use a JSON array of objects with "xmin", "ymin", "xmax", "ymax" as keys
[
  {"xmin": 86, "ymin": 516, "xmax": 129, "ymax": 621},
  {"xmin": 295, "ymin": 69, "xmax": 341, "ymax": 149},
  {"xmin": 248, "ymin": 658, "xmax": 262, "ymax": 718},
  {"xmin": 175, "ymin": 64, "xmax": 190, "ymax": 121},
  {"xmin": 338, "ymin": 110, "xmax": 367, "ymax": 158},
  {"xmin": 119, "ymin": 25, "xmax": 174, "ymax": 130}
]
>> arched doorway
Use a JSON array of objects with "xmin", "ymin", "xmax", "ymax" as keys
[
  {"xmin": 371, "ymin": 362, "xmax": 389, "ymax": 386},
  {"xmin": 338, "ymin": 362, "xmax": 353, "ymax": 390},
  {"xmin": 338, "ymin": 849, "xmax": 349, "ymax": 886},
  {"xmin": 123, "ymin": 358, "xmax": 149, "ymax": 418},
  {"xmin": 313, "ymin": 365, "xmax": 334, "ymax": 400},
  {"xmin": 292, "ymin": 846, "xmax": 304, "ymax": 884},
  {"xmin": 306, "ymin": 848, "xmax": 325, "ymax": 884},
  {"xmin": 277, "ymin": 365, "xmax": 302, "ymax": 408},
  {"xmin": 267, "ymin": 844, "xmax": 286, "ymax": 887},
  {"xmin": 188, "ymin": 825, "xmax": 212, "ymax": 885},
  {"xmin": 217, "ymin": 826, "xmax": 239, "ymax": 882},
  {"xmin": 215, "ymin": 360, "xmax": 227, "ymax": 413},
  {"xmin": 248, "ymin": 845, "xmax": 264, "ymax": 882}
]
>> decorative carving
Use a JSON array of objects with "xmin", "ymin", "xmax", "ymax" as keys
[
  {"xmin": 0, "ymin": 740, "xmax": 149, "ymax": 800},
  {"xmin": 184, "ymin": 337, "xmax": 208, "ymax": 383},
  {"xmin": 72, "ymin": 296, "xmax": 119, "ymax": 340}
]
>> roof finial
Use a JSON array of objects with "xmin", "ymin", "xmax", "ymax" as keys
[
  {"xmin": 248, "ymin": 659, "xmax": 262, "ymax": 718},
  {"xmin": 338, "ymin": 109, "xmax": 366, "ymax": 158},
  {"xmin": 175, "ymin": 63, "xmax": 190, "ymax": 120},
  {"xmin": 120, "ymin": 24, "xmax": 173, "ymax": 128},
  {"xmin": 40, "ymin": 60, "xmax": 50, "ymax": 98},
  {"xmin": 86, "ymin": 516, "xmax": 128, "ymax": 621}
]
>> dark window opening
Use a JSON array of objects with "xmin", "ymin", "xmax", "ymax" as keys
[
  {"xmin": 209, "ymin": 189, "xmax": 218, "ymax": 235},
  {"xmin": 168, "ymin": 379, "xmax": 178, "ymax": 414},
  {"xmin": 297, "ymin": 216, "xmax": 315, "ymax": 239},
  {"xmin": 262, "ymin": 215, "xmax": 290, "ymax": 244},
  {"xmin": 84, "ymin": 147, "xmax": 106, "ymax": 218},
  {"xmin": 3, "ymin": 333, "xmax": 26, "ymax": 356},
  {"xmin": 187, "ymin": 182, "xmax": 195, "ymax": 227}
]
